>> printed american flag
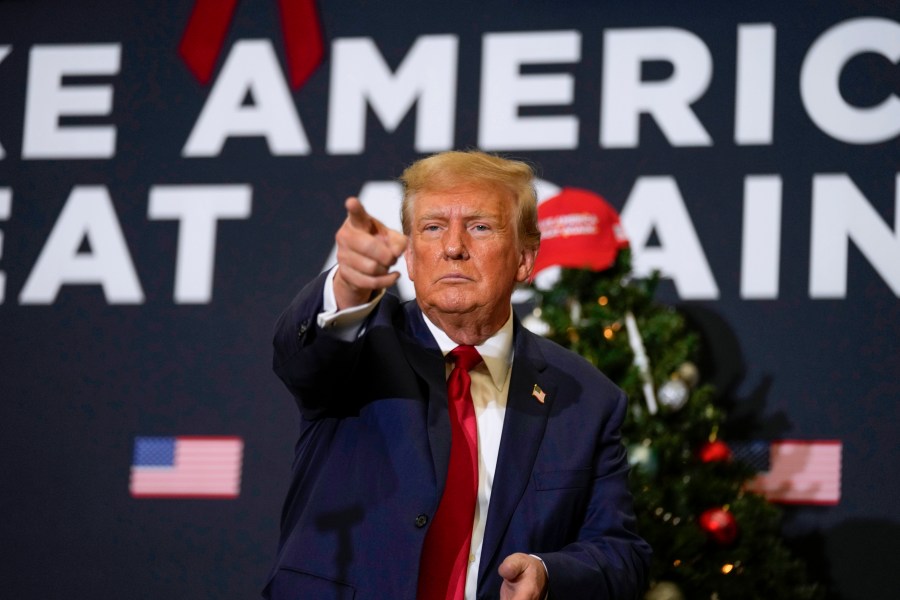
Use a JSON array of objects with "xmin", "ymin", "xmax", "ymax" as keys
[
  {"xmin": 733, "ymin": 440, "xmax": 842, "ymax": 505},
  {"xmin": 129, "ymin": 436, "xmax": 243, "ymax": 498}
]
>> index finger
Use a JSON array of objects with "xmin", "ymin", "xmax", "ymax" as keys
[{"xmin": 345, "ymin": 196, "xmax": 376, "ymax": 233}]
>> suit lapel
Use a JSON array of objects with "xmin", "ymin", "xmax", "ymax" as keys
[
  {"xmin": 478, "ymin": 323, "xmax": 555, "ymax": 586},
  {"xmin": 399, "ymin": 302, "xmax": 452, "ymax": 496}
]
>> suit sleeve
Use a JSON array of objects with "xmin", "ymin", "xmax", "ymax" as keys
[
  {"xmin": 537, "ymin": 388, "xmax": 652, "ymax": 600},
  {"xmin": 272, "ymin": 271, "xmax": 369, "ymax": 419}
]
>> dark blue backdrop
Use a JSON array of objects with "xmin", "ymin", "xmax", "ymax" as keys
[{"xmin": 1, "ymin": 1, "xmax": 897, "ymax": 598}]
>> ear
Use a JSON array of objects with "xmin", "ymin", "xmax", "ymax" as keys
[
  {"xmin": 515, "ymin": 246, "xmax": 537, "ymax": 283},
  {"xmin": 404, "ymin": 244, "xmax": 416, "ymax": 282}
]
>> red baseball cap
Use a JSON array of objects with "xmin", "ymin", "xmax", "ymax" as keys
[{"xmin": 532, "ymin": 187, "xmax": 629, "ymax": 276}]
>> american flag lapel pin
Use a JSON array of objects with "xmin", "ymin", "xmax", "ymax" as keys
[{"xmin": 532, "ymin": 384, "xmax": 546, "ymax": 404}]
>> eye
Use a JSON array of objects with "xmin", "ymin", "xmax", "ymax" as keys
[{"xmin": 471, "ymin": 224, "xmax": 490, "ymax": 232}]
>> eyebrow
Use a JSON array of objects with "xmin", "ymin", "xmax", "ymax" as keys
[{"xmin": 416, "ymin": 208, "xmax": 501, "ymax": 222}]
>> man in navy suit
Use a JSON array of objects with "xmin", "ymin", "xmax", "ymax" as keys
[{"xmin": 266, "ymin": 151, "xmax": 650, "ymax": 599}]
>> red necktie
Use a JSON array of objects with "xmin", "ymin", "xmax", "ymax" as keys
[{"xmin": 417, "ymin": 345, "xmax": 483, "ymax": 600}]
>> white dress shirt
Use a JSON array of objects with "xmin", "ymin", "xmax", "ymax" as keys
[{"xmin": 421, "ymin": 310, "xmax": 513, "ymax": 600}]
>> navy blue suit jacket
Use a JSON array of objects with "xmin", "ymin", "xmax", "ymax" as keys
[{"xmin": 265, "ymin": 272, "xmax": 650, "ymax": 599}]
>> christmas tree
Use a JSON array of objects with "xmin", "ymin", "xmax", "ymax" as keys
[{"xmin": 527, "ymin": 191, "xmax": 825, "ymax": 600}]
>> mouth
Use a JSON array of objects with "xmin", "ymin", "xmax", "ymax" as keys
[{"xmin": 437, "ymin": 273, "xmax": 473, "ymax": 283}]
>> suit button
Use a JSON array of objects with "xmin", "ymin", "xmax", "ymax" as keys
[
  {"xmin": 415, "ymin": 514, "xmax": 428, "ymax": 528},
  {"xmin": 297, "ymin": 320, "xmax": 309, "ymax": 338}
]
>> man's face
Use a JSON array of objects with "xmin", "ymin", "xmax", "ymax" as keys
[{"xmin": 405, "ymin": 185, "xmax": 536, "ymax": 330}]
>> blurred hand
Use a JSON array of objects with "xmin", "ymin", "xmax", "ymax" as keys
[
  {"xmin": 333, "ymin": 196, "xmax": 408, "ymax": 309},
  {"xmin": 498, "ymin": 553, "xmax": 548, "ymax": 600}
]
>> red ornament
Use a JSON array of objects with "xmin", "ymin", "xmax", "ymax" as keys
[
  {"xmin": 698, "ymin": 507, "xmax": 739, "ymax": 546},
  {"xmin": 698, "ymin": 440, "xmax": 732, "ymax": 463}
]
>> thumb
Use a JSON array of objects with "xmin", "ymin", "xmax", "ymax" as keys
[{"xmin": 498, "ymin": 553, "xmax": 529, "ymax": 583}]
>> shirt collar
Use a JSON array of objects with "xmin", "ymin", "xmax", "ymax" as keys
[{"xmin": 421, "ymin": 309, "xmax": 514, "ymax": 392}]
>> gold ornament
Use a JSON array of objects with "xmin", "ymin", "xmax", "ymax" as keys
[
  {"xmin": 677, "ymin": 361, "xmax": 699, "ymax": 388},
  {"xmin": 645, "ymin": 581, "xmax": 685, "ymax": 600}
]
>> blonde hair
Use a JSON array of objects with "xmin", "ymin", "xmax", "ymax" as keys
[{"xmin": 399, "ymin": 150, "xmax": 541, "ymax": 251}]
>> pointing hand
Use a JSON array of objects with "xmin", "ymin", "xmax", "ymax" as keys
[{"xmin": 333, "ymin": 196, "xmax": 408, "ymax": 309}]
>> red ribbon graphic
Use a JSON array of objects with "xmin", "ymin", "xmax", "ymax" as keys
[{"xmin": 179, "ymin": 0, "xmax": 324, "ymax": 90}]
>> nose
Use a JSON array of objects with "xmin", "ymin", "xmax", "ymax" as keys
[{"xmin": 442, "ymin": 222, "xmax": 469, "ymax": 260}]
